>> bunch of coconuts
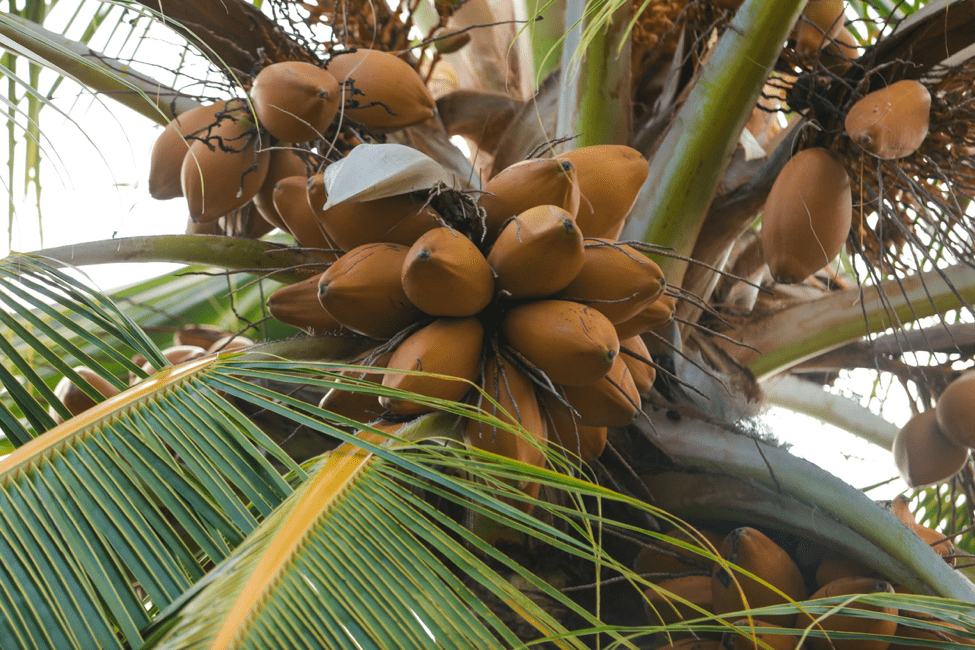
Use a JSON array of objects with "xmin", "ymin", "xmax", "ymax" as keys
[
  {"xmin": 50, "ymin": 325, "xmax": 253, "ymax": 424},
  {"xmin": 762, "ymin": 0, "xmax": 933, "ymax": 286},
  {"xmin": 893, "ymin": 371, "xmax": 975, "ymax": 489},
  {"xmin": 263, "ymin": 143, "xmax": 677, "ymax": 491},
  {"xmin": 147, "ymin": 49, "xmax": 436, "ymax": 233},
  {"xmin": 634, "ymin": 497, "xmax": 964, "ymax": 650}
]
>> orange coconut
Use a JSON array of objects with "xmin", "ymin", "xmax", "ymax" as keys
[
  {"xmin": 325, "ymin": 49, "xmax": 435, "ymax": 131},
  {"xmin": 761, "ymin": 147, "xmax": 852, "ymax": 284},
  {"xmin": 250, "ymin": 61, "xmax": 340, "ymax": 143}
]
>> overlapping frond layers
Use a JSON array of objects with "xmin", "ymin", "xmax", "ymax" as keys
[
  {"xmin": 0, "ymin": 355, "xmax": 298, "ymax": 650},
  {"xmin": 0, "ymin": 255, "xmax": 168, "ymax": 445},
  {"xmin": 146, "ymin": 433, "xmax": 548, "ymax": 650}
]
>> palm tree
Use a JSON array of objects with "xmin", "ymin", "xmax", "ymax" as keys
[{"xmin": 1, "ymin": 0, "xmax": 975, "ymax": 647}]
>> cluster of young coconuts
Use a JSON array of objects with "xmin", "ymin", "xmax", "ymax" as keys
[
  {"xmin": 262, "ymin": 143, "xmax": 670, "ymax": 493},
  {"xmin": 148, "ymin": 48, "xmax": 436, "ymax": 229},
  {"xmin": 761, "ymin": 79, "xmax": 932, "ymax": 285},
  {"xmin": 638, "ymin": 495, "xmax": 965, "ymax": 650}
]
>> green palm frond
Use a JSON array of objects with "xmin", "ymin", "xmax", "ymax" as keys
[
  {"xmin": 0, "ymin": 254, "xmax": 167, "ymax": 443},
  {"xmin": 0, "ymin": 353, "xmax": 298, "ymax": 649}
]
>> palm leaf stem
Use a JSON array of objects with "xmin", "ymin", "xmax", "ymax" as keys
[
  {"xmin": 30, "ymin": 235, "xmax": 329, "ymax": 284},
  {"xmin": 556, "ymin": 0, "xmax": 631, "ymax": 147},
  {"xmin": 732, "ymin": 262, "xmax": 975, "ymax": 379},
  {"xmin": 0, "ymin": 12, "xmax": 197, "ymax": 125},
  {"xmin": 621, "ymin": 0, "xmax": 805, "ymax": 285}
]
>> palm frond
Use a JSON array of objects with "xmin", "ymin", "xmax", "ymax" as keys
[
  {"xmin": 0, "ymin": 353, "xmax": 298, "ymax": 649},
  {"xmin": 0, "ymin": 254, "xmax": 167, "ymax": 443}
]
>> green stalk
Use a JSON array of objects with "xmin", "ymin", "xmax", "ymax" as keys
[
  {"xmin": 528, "ymin": 0, "xmax": 565, "ymax": 86},
  {"xmin": 621, "ymin": 0, "xmax": 806, "ymax": 285},
  {"xmin": 28, "ymin": 235, "xmax": 328, "ymax": 284},
  {"xmin": 764, "ymin": 374, "xmax": 898, "ymax": 449},
  {"xmin": 0, "ymin": 13, "xmax": 196, "ymax": 125},
  {"xmin": 734, "ymin": 263, "xmax": 975, "ymax": 380},
  {"xmin": 555, "ymin": 0, "xmax": 631, "ymax": 147}
]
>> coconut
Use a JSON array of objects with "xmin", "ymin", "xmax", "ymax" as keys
[
  {"xmin": 794, "ymin": 0, "xmax": 846, "ymax": 56},
  {"xmin": 556, "ymin": 240, "xmax": 666, "ymax": 323},
  {"xmin": 644, "ymin": 575, "xmax": 714, "ymax": 627},
  {"xmin": 560, "ymin": 353, "xmax": 641, "ymax": 427},
  {"xmin": 273, "ymin": 176, "xmax": 339, "ymax": 251},
  {"xmin": 935, "ymin": 371, "xmax": 975, "ymax": 448},
  {"xmin": 267, "ymin": 275, "xmax": 348, "ymax": 335},
  {"xmin": 380, "ymin": 317, "xmax": 484, "ymax": 415},
  {"xmin": 308, "ymin": 173, "xmax": 443, "ymax": 251},
  {"xmin": 487, "ymin": 204, "xmax": 585, "ymax": 300},
  {"xmin": 253, "ymin": 148, "xmax": 310, "ymax": 230},
  {"xmin": 633, "ymin": 527, "xmax": 724, "ymax": 581},
  {"xmin": 401, "ymin": 227, "xmax": 494, "ymax": 317},
  {"xmin": 325, "ymin": 49, "xmax": 435, "ymax": 132},
  {"xmin": 206, "ymin": 335, "xmax": 255, "ymax": 354},
  {"xmin": 140, "ymin": 345, "xmax": 208, "ymax": 379},
  {"xmin": 539, "ymin": 391, "xmax": 607, "ymax": 463},
  {"xmin": 892, "ymin": 409, "xmax": 968, "ymax": 488},
  {"xmin": 503, "ymin": 300, "xmax": 619, "ymax": 386},
  {"xmin": 804, "ymin": 577, "xmax": 897, "ymax": 650},
  {"xmin": 317, "ymin": 243, "xmax": 422, "ymax": 339},
  {"xmin": 466, "ymin": 356, "xmax": 547, "ymax": 478},
  {"xmin": 149, "ymin": 100, "xmax": 246, "ymax": 200},
  {"xmin": 181, "ymin": 110, "xmax": 270, "ymax": 222},
  {"xmin": 815, "ymin": 556, "xmax": 873, "ymax": 589},
  {"xmin": 845, "ymin": 80, "xmax": 931, "ymax": 160},
  {"xmin": 319, "ymin": 351, "xmax": 391, "ymax": 423},
  {"xmin": 478, "ymin": 158, "xmax": 581, "ymax": 243},
  {"xmin": 620, "ymin": 336, "xmax": 656, "ymax": 397},
  {"xmin": 173, "ymin": 324, "xmax": 228, "ymax": 350},
  {"xmin": 722, "ymin": 619, "xmax": 798, "ymax": 650},
  {"xmin": 615, "ymin": 294, "xmax": 676, "ymax": 339},
  {"xmin": 820, "ymin": 27, "xmax": 860, "ymax": 74},
  {"xmin": 250, "ymin": 61, "xmax": 340, "ymax": 143},
  {"xmin": 555, "ymin": 145, "xmax": 649, "ymax": 239},
  {"xmin": 711, "ymin": 527, "xmax": 806, "ymax": 628},
  {"xmin": 761, "ymin": 147, "xmax": 852, "ymax": 284},
  {"xmin": 52, "ymin": 367, "xmax": 121, "ymax": 422}
]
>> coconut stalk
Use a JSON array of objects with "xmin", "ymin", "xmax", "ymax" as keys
[
  {"xmin": 764, "ymin": 374, "xmax": 899, "ymax": 449},
  {"xmin": 730, "ymin": 262, "xmax": 975, "ymax": 380},
  {"xmin": 555, "ymin": 0, "xmax": 631, "ymax": 147},
  {"xmin": 635, "ymin": 414, "xmax": 975, "ymax": 602},
  {"xmin": 621, "ymin": 0, "xmax": 806, "ymax": 286},
  {"xmin": 0, "ymin": 13, "xmax": 197, "ymax": 125},
  {"xmin": 527, "ymin": 0, "xmax": 565, "ymax": 85},
  {"xmin": 30, "ymin": 235, "xmax": 326, "ymax": 284}
]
